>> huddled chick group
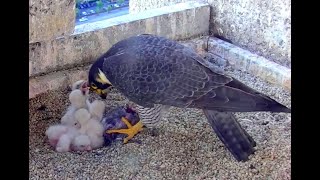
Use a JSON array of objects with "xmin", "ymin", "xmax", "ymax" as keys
[{"xmin": 45, "ymin": 80, "xmax": 106, "ymax": 152}]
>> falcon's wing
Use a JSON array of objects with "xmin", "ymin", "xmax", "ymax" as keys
[{"xmin": 102, "ymin": 35, "xmax": 290, "ymax": 113}]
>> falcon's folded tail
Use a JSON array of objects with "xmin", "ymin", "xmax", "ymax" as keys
[{"xmin": 203, "ymin": 109, "xmax": 256, "ymax": 161}]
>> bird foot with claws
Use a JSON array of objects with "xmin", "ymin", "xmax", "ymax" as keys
[{"xmin": 107, "ymin": 117, "xmax": 143, "ymax": 143}]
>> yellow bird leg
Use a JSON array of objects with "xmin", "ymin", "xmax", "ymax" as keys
[{"xmin": 107, "ymin": 117, "xmax": 143, "ymax": 144}]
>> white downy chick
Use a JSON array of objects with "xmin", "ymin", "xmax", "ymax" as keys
[
  {"xmin": 71, "ymin": 134, "xmax": 92, "ymax": 152},
  {"xmin": 74, "ymin": 108, "xmax": 92, "ymax": 134},
  {"xmin": 73, "ymin": 80, "xmax": 90, "ymax": 102},
  {"xmin": 45, "ymin": 124, "xmax": 68, "ymax": 147},
  {"xmin": 76, "ymin": 109, "xmax": 104, "ymax": 137},
  {"xmin": 63, "ymin": 108, "xmax": 92, "ymax": 152},
  {"xmin": 45, "ymin": 123, "xmax": 80, "ymax": 152},
  {"xmin": 72, "ymin": 80, "xmax": 86, "ymax": 91},
  {"xmin": 88, "ymin": 100, "xmax": 106, "ymax": 121},
  {"xmin": 61, "ymin": 89, "xmax": 88, "ymax": 126},
  {"xmin": 84, "ymin": 116, "xmax": 105, "ymax": 149},
  {"xmin": 69, "ymin": 89, "xmax": 88, "ymax": 109},
  {"xmin": 55, "ymin": 127, "xmax": 80, "ymax": 153},
  {"xmin": 71, "ymin": 79, "xmax": 90, "ymax": 97},
  {"xmin": 60, "ymin": 106, "xmax": 77, "ymax": 126},
  {"xmin": 87, "ymin": 133, "xmax": 104, "ymax": 149},
  {"xmin": 74, "ymin": 108, "xmax": 105, "ymax": 149}
]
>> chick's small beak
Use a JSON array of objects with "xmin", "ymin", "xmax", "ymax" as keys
[
  {"xmin": 82, "ymin": 81, "xmax": 88, "ymax": 89},
  {"xmin": 80, "ymin": 81, "xmax": 90, "ymax": 95}
]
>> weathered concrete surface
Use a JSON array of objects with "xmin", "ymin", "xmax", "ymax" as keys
[
  {"xmin": 29, "ymin": 66, "xmax": 89, "ymax": 99},
  {"xmin": 29, "ymin": 0, "xmax": 75, "ymax": 43},
  {"xmin": 208, "ymin": 37, "xmax": 291, "ymax": 91},
  {"xmin": 128, "ymin": 0, "xmax": 291, "ymax": 68},
  {"xmin": 208, "ymin": 0, "xmax": 291, "ymax": 68},
  {"xmin": 29, "ymin": 1, "xmax": 210, "ymax": 77}
]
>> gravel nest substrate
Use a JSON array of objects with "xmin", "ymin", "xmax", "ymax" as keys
[{"xmin": 29, "ymin": 66, "xmax": 291, "ymax": 180}]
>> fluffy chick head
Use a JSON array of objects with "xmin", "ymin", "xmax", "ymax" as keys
[
  {"xmin": 89, "ymin": 100, "xmax": 106, "ymax": 120},
  {"xmin": 74, "ymin": 108, "xmax": 91, "ymax": 125},
  {"xmin": 69, "ymin": 89, "xmax": 87, "ymax": 109},
  {"xmin": 72, "ymin": 80, "xmax": 86, "ymax": 90}
]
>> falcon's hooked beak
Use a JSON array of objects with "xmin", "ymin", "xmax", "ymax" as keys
[
  {"xmin": 88, "ymin": 68, "xmax": 112, "ymax": 99},
  {"xmin": 90, "ymin": 88, "xmax": 110, "ymax": 99}
]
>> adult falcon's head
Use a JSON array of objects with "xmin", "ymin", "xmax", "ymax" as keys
[{"xmin": 88, "ymin": 58, "xmax": 112, "ymax": 99}]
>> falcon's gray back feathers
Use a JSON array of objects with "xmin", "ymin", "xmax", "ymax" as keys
[{"xmin": 102, "ymin": 34, "xmax": 290, "ymax": 113}]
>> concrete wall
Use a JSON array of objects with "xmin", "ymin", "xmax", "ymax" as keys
[
  {"xmin": 208, "ymin": 0, "xmax": 291, "ymax": 68},
  {"xmin": 29, "ymin": 0, "xmax": 75, "ymax": 43},
  {"xmin": 129, "ymin": 0, "xmax": 291, "ymax": 68},
  {"xmin": 29, "ymin": 1, "xmax": 210, "ymax": 77},
  {"xmin": 29, "ymin": 0, "xmax": 291, "ymax": 99}
]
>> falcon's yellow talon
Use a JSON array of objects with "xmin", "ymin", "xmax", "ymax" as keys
[
  {"xmin": 121, "ymin": 117, "xmax": 133, "ymax": 128},
  {"xmin": 107, "ymin": 129, "xmax": 128, "ymax": 134},
  {"xmin": 106, "ymin": 119, "xmax": 143, "ymax": 143}
]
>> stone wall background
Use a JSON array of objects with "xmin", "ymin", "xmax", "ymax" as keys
[
  {"xmin": 129, "ymin": 0, "xmax": 291, "ymax": 68},
  {"xmin": 29, "ymin": 0, "xmax": 75, "ymax": 43}
]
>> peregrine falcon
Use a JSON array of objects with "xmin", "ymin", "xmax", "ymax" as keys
[{"xmin": 87, "ymin": 34, "xmax": 291, "ymax": 161}]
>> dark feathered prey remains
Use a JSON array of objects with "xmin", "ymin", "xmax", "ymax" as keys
[{"xmin": 101, "ymin": 105, "xmax": 140, "ymax": 146}]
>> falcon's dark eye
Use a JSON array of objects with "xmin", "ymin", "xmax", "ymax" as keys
[{"xmin": 91, "ymin": 83, "xmax": 98, "ymax": 89}]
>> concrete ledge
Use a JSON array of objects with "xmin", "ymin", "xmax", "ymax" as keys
[
  {"xmin": 29, "ymin": 66, "xmax": 89, "ymax": 99},
  {"xmin": 29, "ymin": 0, "xmax": 75, "ymax": 43},
  {"xmin": 208, "ymin": 37, "xmax": 291, "ymax": 91},
  {"xmin": 29, "ymin": 1, "xmax": 210, "ymax": 77}
]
